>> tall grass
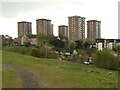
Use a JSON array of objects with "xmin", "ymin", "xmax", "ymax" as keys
[{"xmin": 3, "ymin": 47, "xmax": 57, "ymax": 59}]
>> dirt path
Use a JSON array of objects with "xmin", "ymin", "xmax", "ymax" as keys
[{"xmin": 3, "ymin": 63, "xmax": 46, "ymax": 88}]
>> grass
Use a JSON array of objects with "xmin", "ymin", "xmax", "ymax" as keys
[
  {"xmin": 2, "ymin": 67, "xmax": 22, "ymax": 88},
  {"xmin": 0, "ymin": 50, "xmax": 2, "ymax": 89},
  {"xmin": 2, "ymin": 51, "xmax": 118, "ymax": 88}
]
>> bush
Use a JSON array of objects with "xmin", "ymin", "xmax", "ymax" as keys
[
  {"xmin": 93, "ymin": 49, "xmax": 118, "ymax": 70},
  {"xmin": 50, "ymin": 52, "xmax": 57, "ymax": 59},
  {"xmin": 3, "ymin": 47, "xmax": 58, "ymax": 59},
  {"xmin": 19, "ymin": 47, "xmax": 28, "ymax": 55},
  {"xmin": 31, "ymin": 48, "xmax": 40, "ymax": 57}
]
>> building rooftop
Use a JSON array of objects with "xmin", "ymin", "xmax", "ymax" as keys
[
  {"xmin": 18, "ymin": 21, "xmax": 32, "ymax": 23},
  {"xmin": 58, "ymin": 25, "xmax": 68, "ymax": 27},
  {"xmin": 27, "ymin": 34, "xmax": 37, "ymax": 38},
  {"xmin": 87, "ymin": 20, "xmax": 101, "ymax": 22},
  {"xmin": 68, "ymin": 15, "xmax": 85, "ymax": 18},
  {"xmin": 96, "ymin": 38, "xmax": 120, "ymax": 42},
  {"xmin": 36, "ymin": 19, "xmax": 51, "ymax": 21}
]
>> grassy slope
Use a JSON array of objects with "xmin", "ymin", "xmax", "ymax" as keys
[
  {"xmin": 2, "ymin": 67, "xmax": 22, "ymax": 88},
  {"xmin": 0, "ymin": 50, "xmax": 2, "ymax": 89},
  {"xmin": 2, "ymin": 51, "xmax": 118, "ymax": 88}
]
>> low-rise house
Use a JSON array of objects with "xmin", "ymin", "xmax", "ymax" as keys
[
  {"xmin": 17, "ymin": 34, "xmax": 37, "ymax": 46},
  {"xmin": 27, "ymin": 34, "xmax": 37, "ymax": 46},
  {"xmin": 21, "ymin": 35, "xmax": 29, "ymax": 45},
  {"xmin": 0, "ymin": 35, "xmax": 14, "ymax": 46},
  {"xmin": 14, "ymin": 37, "xmax": 22, "ymax": 45}
]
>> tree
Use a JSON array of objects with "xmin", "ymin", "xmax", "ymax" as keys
[
  {"xmin": 70, "ymin": 41, "xmax": 76, "ymax": 49},
  {"xmin": 93, "ymin": 49, "xmax": 118, "ymax": 70},
  {"xmin": 23, "ymin": 42, "xmax": 31, "ymax": 47},
  {"xmin": 75, "ymin": 40, "xmax": 83, "ymax": 49},
  {"xmin": 45, "ymin": 34, "xmax": 55, "ymax": 44},
  {"xmin": 59, "ymin": 34, "xmax": 68, "ymax": 40},
  {"xmin": 113, "ymin": 45, "xmax": 120, "ymax": 55},
  {"xmin": 75, "ymin": 40, "xmax": 90, "ymax": 49},
  {"xmin": 83, "ymin": 41, "xmax": 90, "ymax": 49},
  {"xmin": 114, "ymin": 45, "xmax": 120, "ymax": 69},
  {"xmin": 50, "ymin": 38, "xmax": 65, "ymax": 48},
  {"xmin": 37, "ymin": 33, "xmax": 46, "ymax": 47}
]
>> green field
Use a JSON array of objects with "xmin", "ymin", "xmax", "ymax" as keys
[{"xmin": 2, "ymin": 51, "xmax": 118, "ymax": 88}]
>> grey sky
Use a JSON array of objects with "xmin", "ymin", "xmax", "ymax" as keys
[
  {"xmin": 2, "ymin": 2, "xmax": 51, "ymax": 18},
  {"xmin": 118, "ymin": 1, "xmax": 120, "ymax": 39},
  {"xmin": 0, "ymin": 0, "xmax": 119, "ymax": 39},
  {"xmin": 1, "ymin": 0, "xmax": 88, "ymax": 18}
]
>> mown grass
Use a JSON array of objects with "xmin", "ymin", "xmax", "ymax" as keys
[{"xmin": 2, "ymin": 51, "xmax": 118, "ymax": 88}]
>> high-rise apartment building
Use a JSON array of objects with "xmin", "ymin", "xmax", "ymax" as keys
[
  {"xmin": 36, "ymin": 19, "xmax": 53, "ymax": 35},
  {"xmin": 50, "ymin": 24, "xmax": 53, "ymax": 35},
  {"xmin": 18, "ymin": 21, "xmax": 32, "ymax": 37},
  {"xmin": 87, "ymin": 20, "xmax": 101, "ymax": 43},
  {"xmin": 58, "ymin": 25, "xmax": 68, "ymax": 38},
  {"xmin": 68, "ymin": 16, "xmax": 85, "ymax": 41}
]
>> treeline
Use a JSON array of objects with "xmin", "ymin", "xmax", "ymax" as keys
[
  {"xmin": 37, "ymin": 33, "xmax": 91, "ymax": 50},
  {"xmin": 93, "ymin": 49, "xmax": 118, "ymax": 70}
]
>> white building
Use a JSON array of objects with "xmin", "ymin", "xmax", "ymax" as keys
[
  {"xmin": 96, "ymin": 39, "xmax": 120, "ymax": 50},
  {"xmin": 21, "ymin": 34, "xmax": 37, "ymax": 46},
  {"xmin": 97, "ymin": 43, "xmax": 103, "ymax": 51},
  {"xmin": 21, "ymin": 35, "xmax": 29, "ymax": 45}
]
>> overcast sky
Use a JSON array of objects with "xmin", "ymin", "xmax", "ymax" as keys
[{"xmin": 0, "ymin": 0, "xmax": 119, "ymax": 39}]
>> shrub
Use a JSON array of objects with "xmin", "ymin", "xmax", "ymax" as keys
[
  {"xmin": 3, "ymin": 47, "xmax": 58, "ymax": 59},
  {"xmin": 50, "ymin": 52, "xmax": 57, "ymax": 59},
  {"xmin": 19, "ymin": 47, "xmax": 27, "ymax": 55},
  {"xmin": 31, "ymin": 48, "xmax": 40, "ymax": 57},
  {"xmin": 3, "ymin": 47, "xmax": 32, "ymax": 56},
  {"xmin": 93, "ymin": 49, "xmax": 118, "ymax": 70}
]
